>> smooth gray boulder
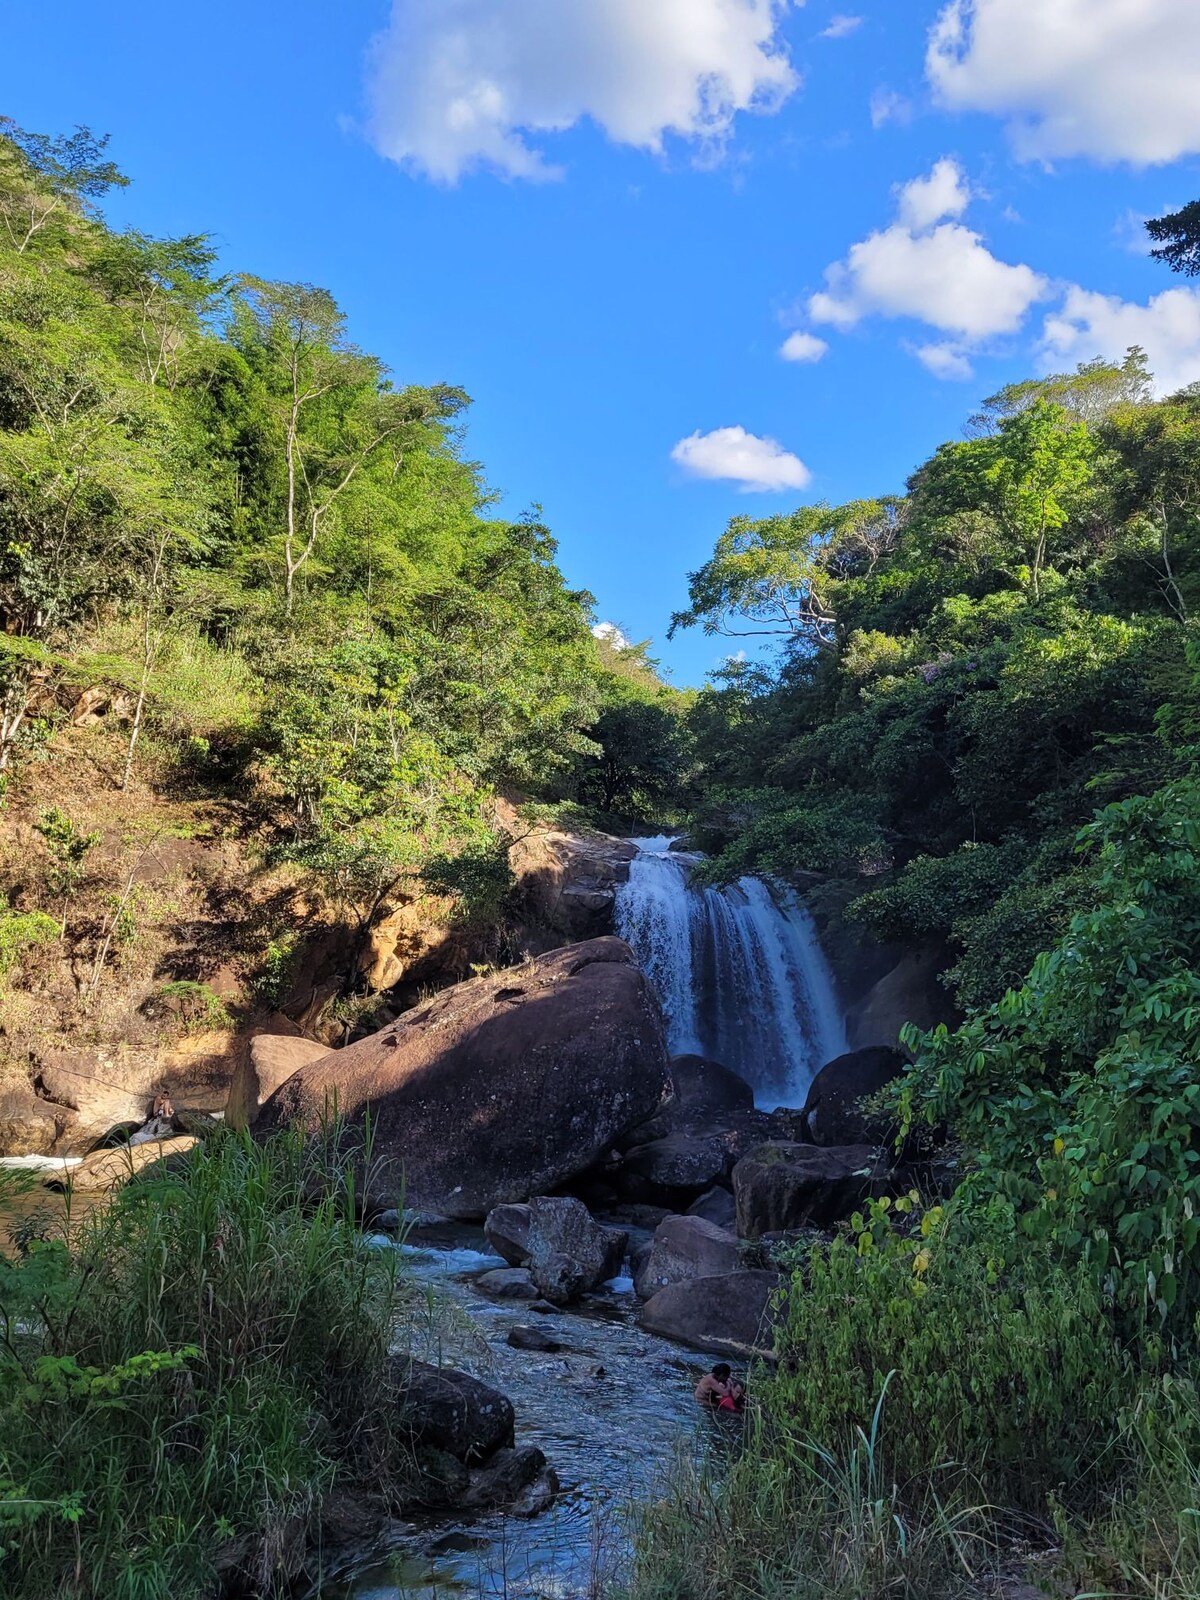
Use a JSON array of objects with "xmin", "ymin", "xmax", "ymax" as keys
[
  {"xmin": 635, "ymin": 1214, "xmax": 742, "ymax": 1300},
  {"xmin": 485, "ymin": 1202, "xmax": 532, "ymax": 1266},
  {"xmin": 639, "ymin": 1271, "xmax": 780, "ymax": 1358},
  {"xmin": 526, "ymin": 1196, "xmax": 627, "ymax": 1305}
]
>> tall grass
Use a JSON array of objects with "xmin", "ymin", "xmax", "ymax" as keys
[{"xmin": 0, "ymin": 1126, "xmax": 409, "ymax": 1599}]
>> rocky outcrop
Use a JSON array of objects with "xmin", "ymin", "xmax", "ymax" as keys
[
  {"xmin": 258, "ymin": 938, "xmax": 670, "ymax": 1218},
  {"xmin": 225, "ymin": 1034, "xmax": 331, "ymax": 1132},
  {"xmin": 733, "ymin": 1142, "xmax": 895, "ymax": 1238},
  {"xmin": 42, "ymin": 1136, "xmax": 198, "ymax": 1194},
  {"xmin": 634, "ymin": 1214, "xmax": 741, "ymax": 1300},
  {"xmin": 687, "ymin": 1186, "xmax": 737, "ymax": 1230},
  {"xmin": 525, "ymin": 1196, "xmax": 627, "ymax": 1305},
  {"xmin": 801, "ymin": 1047, "xmax": 908, "ymax": 1147},
  {"xmin": 639, "ymin": 1270, "xmax": 780, "ymax": 1358},
  {"xmin": 667, "ymin": 1054, "xmax": 755, "ymax": 1118},
  {"xmin": 501, "ymin": 800, "xmax": 637, "ymax": 941},
  {"xmin": 620, "ymin": 1133, "xmax": 730, "ymax": 1195}
]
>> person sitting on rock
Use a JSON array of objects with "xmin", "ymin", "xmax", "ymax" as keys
[{"xmin": 694, "ymin": 1363, "xmax": 744, "ymax": 1413}]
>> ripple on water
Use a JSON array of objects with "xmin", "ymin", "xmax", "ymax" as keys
[{"xmin": 315, "ymin": 1223, "xmax": 708, "ymax": 1600}]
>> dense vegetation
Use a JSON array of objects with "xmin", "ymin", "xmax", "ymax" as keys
[
  {"xmin": 0, "ymin": 116, "xmax": 688, "ymax": 980},
  {"xmin": 0, "ymin": 1129, "xmax": 409, "ymax": 1598},
  {"xmin": 650, "ymin": 220, "xmax": 1200, "ymax": 1599}
]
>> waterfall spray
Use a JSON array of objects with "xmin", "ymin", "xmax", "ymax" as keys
[{"xmin": 615, "ymin": 836, "xmax": 847, "ymax": 1108}]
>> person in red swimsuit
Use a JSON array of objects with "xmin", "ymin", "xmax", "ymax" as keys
[{"xmin": 694, "ymin": 1363, "xmax": 745, "ymax": 1413}]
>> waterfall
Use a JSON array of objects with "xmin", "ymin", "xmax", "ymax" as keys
[{"xmin": 615, "ymin": 836, "xmax": 848, "ymax": 1109}]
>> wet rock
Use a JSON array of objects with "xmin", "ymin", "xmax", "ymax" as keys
[
  {"xmin": 484, "ymin": 1201, "xmax": 532, "ymax": 1266},
  {"xmin": 414, "ymin": 1447, "xmax": 471, "ymax": 1507},
  {"xmin": 687, "ymin": 1186, "xmax": 736, "ymax": 1230},
  {"xmin": 391, "ymin": 1360, "xmax": 515, "ymax": 1463},
  {"xmin": 801, "ymin": 1047, "xmax": 907, "ymax": 1147},
  {"xmin": 169, "ymin": 1107, "xmax": 223, "ymax": 1140},
  {"xmin": 511, "ymin": 1467, "xmax": 559, "ymax": 1518},
  {"xmin": 621, "ymin": 1133, "xmax": 729, "ymax": 1194},
  {"xmin": 635, "ymin": 1214, "xmax": 742, "ymax": 1300},
  {"xmin": 259, "ymin": 938, "xmax": 671, "ymax": 1218},
  {"xmin": 461, "ymin": 1446, "xmax": 547, "ymax": 1510},
  {"xmin": 506, "ymin": 1325, "xmax": 564, "ymax": 1353},
  {"xmin": 214, "ymin": 1515, "xmax": 308, "ymax": 1592},
  {"xmin": 603, "ymin": 1202, "xmax": 674, "ymax": 1231},
  {"xmin": 526, "ymin": 1196, "xmax": 627, "ymax": 1306},
  {"xmin": 669, "ymin": 1054, "xmax": 756, "ymax": 1118},
  {"xmin": 319, "ymin": 1489, "xmax": 387, "ymax": 1547},
  {"xmin": 475, "ymin": 1267, "xmax": 540, "ymax": 1301},
  {"xmin": 733, "ymin": 1142, "xmax": 893, "ymax": 1238},
  {"xmin": 639, "ymin": 1270, "xmax": 781, "ymax": 1359}
]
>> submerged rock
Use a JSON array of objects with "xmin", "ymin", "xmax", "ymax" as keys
[
  {"xmin": 639, "ymin": 1270, "xmax": 780, "ymax": 1358},
  {"xmin": 506, "ymin": 1325, "xmax": 564, "ymax": 1353},
  {"xmin": 258, "ymin": 937, "xmax": 670, "ymax": 1218},
  {"xmin": 475, "ymin": 1267, "xmax": 540, "ymax": 1301},
  {"xmin": 461, "ymin": 1445, "xmax": 547, "ymax": 1510}
]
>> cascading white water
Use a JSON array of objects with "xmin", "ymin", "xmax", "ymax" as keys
[{"xmin": 615, "ymin": 836, "xmax": 848, "ymax": 1109}]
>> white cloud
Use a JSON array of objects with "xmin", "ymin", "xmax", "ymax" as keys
[
  {"xmin": 1041, "ymin": 285, "xmax": 1200, "ymax": 397},
  {"xmin": 927, "ymin": 0, "xmax": 1200, "ymax": 166},
  {"xmin": 671, "ymin": 426, "xmax": 811, "ymax": 492},
  {"xmin": 869, "ymin": 87, "xmax": 912, "ymax": 128},
  {"xmin": 365, "ymin": 0, "xmax": 799, "ymax": 183},
  {"xmin": 780, "ymin": 330, "xmax": 829, "ymax": 362},
  {"xmin": 912, "ymin": 341, "xmax": 974, "ymax": 379},
  {"xmin": 895, "ymin": 156, "xmax": 970, "ymax": 230},
  {"xmin": 820, "ymin": 14, "xmax": 863, "ymax": 39},
  {"xmin": 809, "ymin": 221, "xmax": 1048, "ymax": 341}
]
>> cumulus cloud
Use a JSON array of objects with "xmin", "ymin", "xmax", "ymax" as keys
[
  {"xmin": 671, "ymin": 426, "xmax": 811, "ymax": 492},
  {"xmin": 365, "ymin": 0, "xmax": 799, "ymax": 182},
  {"xmin": 780, "ymin": 330, "xmax": 829, "ymax": 362},
  {"xmin": 895, "ymin": 156, "xmax": 971, "ymax": 230},
  {"xmin": 592, "ymin": 621, "xmax": 631, "ymax": 650},
  {"xmin": 808, "ymin": 159, "xmax": 1048, "ymax": 343},
  {"xmin": 927, "ymin": 0, "xmax": 1200, "ymax": 165},
  {"xmin": 1042, "ymin": 285, "xmax": 1200, "ymax": 397},
  {"xmin": 912, "ymin": 341, "xmax": 974, "ymax": 380},
  {"xmin": 820, "ymin": 14, "xmax": 863, "ymax": 39}
]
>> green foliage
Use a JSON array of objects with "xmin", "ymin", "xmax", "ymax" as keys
[
  {"xmin": 900, "ymin": 776, "xmax": 1200, "ymax": 1338},
  {"xmin": 142, "ymin": 979, "xmax": 232, "ymax": 1032},
  {"xmin": 0, "ymin": 1126, "xmax": 409, "ymax": 1598},
  {"xmin": 0, "ymin": 903, "xmax": 58, "ymax": 975},
  {"xmin": 1147, "ymin": 198, "xmax": 1200, "ymax": 278},
  {"xmin": 422, "ymin": 836, "xmax": 516, "ymax": 925}
]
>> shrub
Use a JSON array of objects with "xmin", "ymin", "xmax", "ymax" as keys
[{"xmin": 0, "ymin": 1126, "xmax": 408, "ymax": 1599}]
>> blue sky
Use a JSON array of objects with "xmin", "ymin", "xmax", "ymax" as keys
[{"xmin": 4, "ymin": 0, "xmax": 1199, "ymax": 685}]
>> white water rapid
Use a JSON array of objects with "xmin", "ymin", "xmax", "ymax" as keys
[{"xmin": 615, "ymin": 836, "xmax": 848, "ymax": 1108}]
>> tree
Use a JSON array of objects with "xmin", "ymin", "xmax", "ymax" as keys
[
  {"xmin": 0, "ymin": 119, "xmax": 127, "ymax": 256},
  {"xmin": 578, "ymin": 696, "xmax": 690, "ymax": 818},
  {"xmin": 669, "ymin": 499, "xmax": 903, "ymax": 646},
  {"xmin": 1146, "ymin": 199, "xmax": 1200, "ymax": 277},
  {"xmin": 967, "ymin": 349, "xmax": 1151, "ymax": 435},
  {"xmin": 233, "ymin": 277, "xmax": 465, "ymax": 612}
]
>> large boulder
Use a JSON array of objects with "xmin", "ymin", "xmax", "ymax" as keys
[
  {"xmin": 391, "ymin": 1360, "xmax": 515, "ymax": 1463},
  {"xmin": 258, "ymin": 938, "xmax": 670, "ymax": 1218},
  {"xmin": 801, "ymin": 1047, "xmax": 907, "ymax": 1147},
  {"xmin": 42, "ymin": 1135, "xmax": 198, "ymax": 1195},
  {"xmin": 733, "ymin": 1142, "xmax": 893, "ymax": 1238},
  {"xmin": 525, "ymin": 1196, "xmax": 627, "ymax": 1305},
  {"xmin": 225, "ymin": 1034, "xmax": 331, "ymax": 1132},
  {"xmin": 635, "ymin": 1214, "xmax": 741, "ymax": 1300},
  {"xmin": 621, "ymin": 1133, "xmax": 730, "ymax": 1194},
  {"xmin": 687, "ymin": 1185, "xmax": 737, "ymax": 1230},
  {"xmin": 639, "ymin": 1270, "xmax": 780, "ymax": 1358}
]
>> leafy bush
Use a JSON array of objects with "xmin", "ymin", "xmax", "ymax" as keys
[
  {"xmin": 0, "ymin": 904, "xmax": 58, "ymax": 976},
  {"xmin": 900, "ymin": 777, "xmax": 1200, "ymax": 1338},
  {"xmin": 0, "ymin": 1126, "xmax": 408, "ymax": 1599}
]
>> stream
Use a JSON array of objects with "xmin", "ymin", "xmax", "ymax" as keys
[{"xmin": 317, "ymin": 1222, "xmax": 704, "ymax": 1600}]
